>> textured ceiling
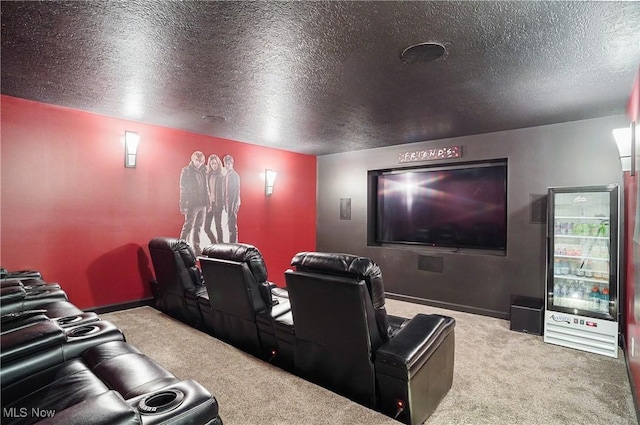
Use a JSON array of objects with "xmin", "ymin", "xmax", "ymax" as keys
[{"xmin": 2, "ymin": 1, "xmax": 639, "ymax": 156}]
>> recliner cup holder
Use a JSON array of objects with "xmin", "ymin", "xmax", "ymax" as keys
[
  {"xmin": 137, "ymin": 389, "xmax": 185, "ymax": 415},
  {"xmin": 66, "ymin": 325, "xmax": 100, "ymax": 337},
  {"xmin": 57, "ymin": 315, "xmax": 82, "ymax": 325}
]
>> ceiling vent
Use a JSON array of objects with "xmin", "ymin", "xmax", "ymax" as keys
[
  {"xmin": 400, "ymin": 42, "xmax": 446, "ymax": 64},
  {"xmin": 201, "ymin": 115, "xmax": 226, "ymax": 124}
]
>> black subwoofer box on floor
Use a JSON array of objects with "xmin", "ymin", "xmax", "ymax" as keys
[{"xmin": 510, "ymin": 296, "xmax": 543, "ymax": 336}]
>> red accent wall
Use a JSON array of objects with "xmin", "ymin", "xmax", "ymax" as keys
[
  {"xmin": 1, "ymin": 95, "xmax": 316, "ymax": 309},
  {"xmin": 624, "ymin": 171, "xmax": 640, "ymax": 406}
]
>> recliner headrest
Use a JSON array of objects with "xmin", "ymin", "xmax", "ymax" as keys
[
  {"xmin": 202, "ymin": 243, "xmax": 268, "ymax": 283},
  {"xmin": 291, "ymin": 252, "xmax": 381, "ymax": 283},
  {"xmin": 149, "ymin": 237, "xmax": 198, "ymax": 268},
  {"xmin": 149, "ymin": 237, "xmax": 186, "ymax": 251}
]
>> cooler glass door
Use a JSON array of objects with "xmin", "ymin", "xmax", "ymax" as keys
[{"xmin": 547, "ymin": 186, "xmax": 618, "ymax": 320}]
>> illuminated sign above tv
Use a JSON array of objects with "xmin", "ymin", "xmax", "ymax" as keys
[{"xmin": 398, "ymin": 146, "xmax": 462, "ymax": 163}]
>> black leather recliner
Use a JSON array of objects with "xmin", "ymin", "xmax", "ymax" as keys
[
  {"xmin": 198, "ymin": 243, "xmax": 291, "ymax": 363},
  {"xmin": 2, "ymin": 333, "xmax": 222, "ymax": 425},
  {"xmin": 0, "ymin": 281, "xmax": 99, "ymax": 326},
  {"xmin": 148, "ymin": 237, "xmax": 208, "ymax": 329},
  {"xmin": 1, "ymin": 301, "xmax": 223, "ymax": 424},
  {"xmin": 1, "ymin": 276, "xmax": 60, "ymax": 290},
  {"xmin": 285, "ymin": 252, "xmax": 455, "ymax": 425},
  {"xmin": 1, "ymin": 268, "xmax": 43, "ymax": 281}
]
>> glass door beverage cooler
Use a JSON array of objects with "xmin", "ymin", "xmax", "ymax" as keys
[{"xmin": 544, "ymin": 184, "xmax": 620, "ymax": 358}]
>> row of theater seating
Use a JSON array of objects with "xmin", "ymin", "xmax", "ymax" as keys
[
  {"xmin": 0, "ymin": 269, "xmax": 223, "ymax": 425},
  {"xmin": 148, "ymin": 237, "xmax": 456, "ymax": 425}
]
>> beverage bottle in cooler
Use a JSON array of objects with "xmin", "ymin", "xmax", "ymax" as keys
[
  {"xmin": 595, "ymin": 259, "xmax": 608, "ymax": 280},
  {"xmin": 599, "ymin": 222, "xmax": 609, "ymax": 237},
  {"xmin": 574, "ymin": 280, "xmax": 584, "ymax": 302},
  {"xmin": 600, "ymin": 244, "xmax": 610, "ymax": 259},
  {"xmin": 553, "ymin": 282, "xmax": 562, "ymax": 299},
  {"xmin": 580, "ymin": 281, "xmax": 590, "ymax": 307},
  {"xmin": 566, "ymin": 281, "xmax": 577, "ymax": 308},
  {"xmin": 600, "ymin": 288, "xmax": 610, "ymax": 314},
  {"xmin": 554, "ymin": 282, "xmax": 566, "ymax": 307},
  {"xmin": 589, "ymin": 286, "xmax": 600, "ymax": 310}
]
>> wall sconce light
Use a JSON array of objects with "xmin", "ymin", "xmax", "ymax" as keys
[
  {"xmin": 124, "ymin": 131, "xmax": 140, "ymax": 168},
  {"xmin": 265, "ymin": 169, "xmax": 277, "ymax": 196},
  {"xmin": 612, "ymin": 123, "xmax": 637, "ymax": 175}
]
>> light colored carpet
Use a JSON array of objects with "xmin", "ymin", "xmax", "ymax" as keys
[
  {"xmin": 386, "ymin": 300, "xmax": 636, "ymax": 425},
  {"xmin": 102, "ymin": 300, "xmax": 637, "ymax": 425}
]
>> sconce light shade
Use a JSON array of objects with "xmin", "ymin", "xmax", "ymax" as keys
[
  {"xmin": 125, "ymin": 131, "xmax": 139, "ymax": 168},
  {"xmin": 265, "ymin": 169, "xmax": 277, "ymax": 196},
  {"xmin": 612, "ymin": 123, "xmax": 637, "ymax": 173}
]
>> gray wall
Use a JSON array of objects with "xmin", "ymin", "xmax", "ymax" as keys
[{"xmin": 316, "ymin": 116, "xmax": 626, "ymax": 318}]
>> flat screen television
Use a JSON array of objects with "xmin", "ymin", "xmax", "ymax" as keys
[{"xmin": 370, "ymin": 160, "xmax": 507, "ymax": 252}]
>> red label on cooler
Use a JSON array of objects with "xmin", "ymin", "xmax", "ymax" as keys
[{"xmin": 586, "ymin": 321, "xmax": 598, "ymax": 327}]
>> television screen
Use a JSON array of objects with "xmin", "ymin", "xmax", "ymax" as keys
[{"xmin": 373, "ymin": 161, "xmax": 507, "ymax": 251}]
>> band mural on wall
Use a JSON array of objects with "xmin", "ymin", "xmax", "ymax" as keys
[{"xmin": 179, "ymin": 151, "xmax": 240, "ymax": 255}]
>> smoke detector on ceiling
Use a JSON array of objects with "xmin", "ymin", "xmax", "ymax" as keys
[{"xmin": 400, "ymin": 42, "xmax": 446, "ymax": 64}]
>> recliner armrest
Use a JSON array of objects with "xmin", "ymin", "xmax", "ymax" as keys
[
  {"xmin": 1, "ymin": 269, "xmax": 43, "ymax": 280},
  {"xmin": 24, "ymin": 287, "xmax": 68, "ymax": 300},
  {"xmin": 1, "ymin": 319, "xmax": 66, "ymax": 364},
  {"xmin": 1, "ymin": 279, "xmax": 25, "ymax": 288},
  {"xmin": 63, "ymin": 321, "xmax": 125, "ymax": 359},
  {"xmin": 0, "ymin": 285, "xmax": 69, "ymax": 314},
  {"xmin": 1, "ymin": 320, "xmax": 126, "ymax": 387},
  {"xmin": 0, "ymin": 285, "xmax": 26, "ymax": 303},
  {"xmin": 1, "ymin": 310, "xmax": 49, "ymax": 333},
  {"xmin": 268, "ymin": 281, "xmax": 289, "ymax": 299},
  {"xmin": 374, "ymin": 314, "xmax": 455, "ymax": 380},
  {"xmin": 36, "ymin": 390, "xmax": 140, "ymax": 425},
  {"xmin": 125, "ymin": 380, "xmax": 221, "ymax": 425}
]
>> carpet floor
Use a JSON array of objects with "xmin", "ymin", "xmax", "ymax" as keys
[{"xmin": 102, "ymin": 299, "xmax": 637, "ymax": 425}]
